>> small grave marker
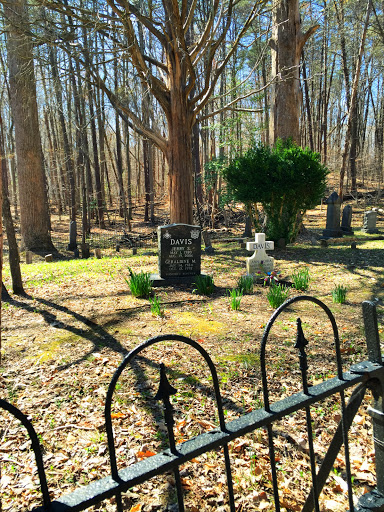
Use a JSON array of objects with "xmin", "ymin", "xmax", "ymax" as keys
[
  {"xmin": 68, "ymin": 220, "xmax": 77, "ymax": 251},
  {"xmin": 242, "ymin": 216, "xmax": 252, "ymax": 237},
  {"xmin": 362, "ymin": 210, "xmax": 379, "ymax": 234},
  {"xmin": 322, "ymin": 191, "xmax": 343, "ymax": 238},
  {"xmin": 26, "ymin": 251, "xmax": 33, "ymax": 264},
  {"xmin": 81, "ymin": 243, "xmax": 90, "ymax": 259},
  {"xmin": 246, "ymin": 233, "xmax": 274, "ymax": 276},
  {"xmin": 341, "ymin": 205, "xmax": 354, "ymax": 235},
  {"xmin": 202, "ymin": 230, "xmax": 214, "ymax": 254},
  {"xmin": 151, "ymin": 224, "xmax": 203, "ymax": 286}
]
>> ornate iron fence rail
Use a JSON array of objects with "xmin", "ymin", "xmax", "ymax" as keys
[{"xmin": 1, "ymin": 297, "xmax": 384, "ymax": 512}]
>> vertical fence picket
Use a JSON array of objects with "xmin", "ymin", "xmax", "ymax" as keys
[
  {"xmin": 363, "ymin": 301, "xmax": 384, "ymax": 498},
  {"xmin": 0, "ymin": 399, "xmax": 52, "ymax": 511}
]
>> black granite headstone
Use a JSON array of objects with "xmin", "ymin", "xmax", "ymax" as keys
[{"xmin": 151, "ymin": 224, "xmax": 202, "ymax": 286}]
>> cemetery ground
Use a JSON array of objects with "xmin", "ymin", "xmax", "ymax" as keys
[{"xmin": 1, "ymin": 201, "xmax": 384, "ymax": 512}]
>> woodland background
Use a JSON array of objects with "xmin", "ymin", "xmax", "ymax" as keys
[{"xmin": 0, "ymin": 0, "xmax": 383, "ymax": 252}]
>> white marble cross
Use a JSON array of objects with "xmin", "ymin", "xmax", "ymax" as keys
[{"xmin": 246, "ymin": 233, "xmax": 274, "ymax": 276}]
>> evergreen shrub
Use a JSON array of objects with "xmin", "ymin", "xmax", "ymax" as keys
[{"xmin": 222, "ymin": 139, "xmax": 328, "ymax": 243}]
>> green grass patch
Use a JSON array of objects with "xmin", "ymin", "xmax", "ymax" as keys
[
  {"xmin": 149, "ymin": 295, "xmax": 164, "ymax": 317},
  {"xmin": 125, "ymin": 267, "xmax": 153, "ymax": 298},
  {"xmin": 193, "ymin": 274, "xmax": 215, "ymax": 295},
  {"xmin": 236, "ymin": 275, "xmax": 254, "ymax": 295},
  {"xmin": 291, "ymin": 267, "xmax": 310, "ymax": 291},
  {"xmin": 332, "ymin": 284, "xmax": 348, "ymax": 304},
  {"xmin": 171, "ymin": 312, "xmax": 226, "ymax": 337},
  {"xmin": 4, "ymin": 256, "xmax": 135, "ymax": 288},
  {"xmin": 228, "ymin": 289, "xmax": 243, "ymax": 310},
  {"xmin": 220, "ymin": 352, "xmax": 260, "ymax": 369},
  {"xmin": 266, "ymin": 282, "xmax": 290, "ymax": 309}
]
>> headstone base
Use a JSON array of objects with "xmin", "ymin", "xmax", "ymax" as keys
[
  {"xmin": 362, "ymin": 228, "xmax": 379, "ymax": 234},
  {"xmin": 322, "ymin": 229, "xmax": 343, "ymax": 238},
  {"xmin": 150, "ymin": 273, "xmax": 208, "ymax": 287}
]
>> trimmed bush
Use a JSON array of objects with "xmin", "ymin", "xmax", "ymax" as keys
[{"xmin": 222, "ymin": 139, "xmax": 328, "ymax": 243}]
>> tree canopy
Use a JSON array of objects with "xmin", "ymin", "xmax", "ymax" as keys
[{"xmin": 0, "ymin": 0, "xmax": 383, "ymax": 243}]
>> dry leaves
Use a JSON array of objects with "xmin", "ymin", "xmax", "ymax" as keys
[{"xmin": 1, "ymin": 206, "xmax": 382, "ymax": 511}]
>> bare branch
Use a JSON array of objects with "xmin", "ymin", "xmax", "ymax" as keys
[
  {"xmin": 198, "ymin": 81, "xmax": 272, "ymax": 122},
  {"xmin": 95, "ymin": 72, "xmax": 167, "ymax": 152},
  {"xmin": 112, "ymin": 0, "xmax": 168, "ymax": 46},
  {"xmin": 192, "ymin": 0, "xmax": 268, "ymax": 109}
]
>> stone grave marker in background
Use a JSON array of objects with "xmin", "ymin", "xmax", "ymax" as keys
[
  {"xmin": 246, "ymin": 233, "xmax": 274, "ymax": 276},
  {"xmin": 242, "ymin": 216, "xmax": 252, "ymax": 237},
  {"xmin": 362, "ymin": 210, "xmax": 379, "ymax": 234},
  {"xmin": 322, "ymin": 191, "xmax": 343, "ymax": 238},
  {"xmin": 151, "ymin": 224, "xmax": 202, "ymax": 286},
  {"xmin": 202, "ymin": 230, "xmax": 214, "ymax": 254},
  {"xmin": 341, "ymin": 205, "xmax": 354, "ymax": 235},
  {"xmin": 68, "ymin": 220, "xmax": 77, "ymax": 251}
]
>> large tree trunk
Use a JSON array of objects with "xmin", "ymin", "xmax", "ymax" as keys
[
  {"xmin": 5, "ymin": 0, "xmax": 55, "ymax": 251},
  {"xmin": 269, "ymin": 0, "xmax": 318, "ymax": 144},
  {"xmin": 167, "ymin": 89, "xmax": 194, "ymax": 224}
]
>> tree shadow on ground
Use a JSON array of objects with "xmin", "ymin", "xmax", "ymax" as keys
[{"xmin": 3, "ymin": 294, "xmax": 249, "ymax": 418}]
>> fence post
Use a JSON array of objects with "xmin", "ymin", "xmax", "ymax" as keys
[
  {"xmin": 363, "ymin": 301, "xmax": 382, "ymax": 364},
  {"xmin": 363, "ymin": 301, "xmax": 384, "ymax": 504}
]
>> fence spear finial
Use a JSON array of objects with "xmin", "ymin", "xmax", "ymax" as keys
[
  {"xmin": 154, "ymin": 363, "xmax": 177, "ymax": 401},
  {"xmin": 295, "ymin": 318, "xmax": 309, "ymax": 393},
  {"xmin": 155, "ymin": 363, "xmax": 178, "ymax": 455}
]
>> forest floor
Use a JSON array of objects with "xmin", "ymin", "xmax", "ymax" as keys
[{"xmin": 1, "ymin": 199, "xmax": 384, "ymax": 512}]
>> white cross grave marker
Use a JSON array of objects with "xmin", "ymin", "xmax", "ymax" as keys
[{"xmin": 246, "ymin": 233, "xmax": 274, "ymax": 276}]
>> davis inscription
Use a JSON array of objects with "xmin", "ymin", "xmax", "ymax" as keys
[{"xmin": 158, "ymin": 224, "xmax": 201, "ymax": 278}]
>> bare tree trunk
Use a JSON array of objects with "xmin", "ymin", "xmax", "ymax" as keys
[
  {"xmin": 167, "ymin": 91, "xmax": 194, "ymax": 224},
  {"xmin": 0, "ymin": 112, "xmax": 24, "ymax": 295},
  {"xmin": 261, "ymin": 54, "xmax": 270, "ymax": 145},
  {"xmin": 82, "ymin": 28, "xmax": 105, "ymax": 228},
  {"xmin": 123, "ymin": 121, "xmax": 133, "ymax": 229},
  {"xmin": 47, "ymin": 42, "xmax": 76, "ymax": 221},
  {"xmin": 96, "ymin": 87, "xmax": 108, "ymax": 213},
  {"xmin": 192, "ymin": 122, "xmax": 203, "ymax": 208},
  {"xmin": 301, "ymin": 50, "xmax": 314, "ymax": 151},
  {"xmin": 115, "ymin": 112, "xmax": 128, "ymax": 219},
  {"xmin": 2, "ymin": 171, "xmax": 24, "ymax": 295},
  {"xmin": 339, "ymin": 0, "xmax": 371, "ymax": 200},
  {"xmin": 43, "ymin": 110, "xmax": 63, "ymax": 213}
]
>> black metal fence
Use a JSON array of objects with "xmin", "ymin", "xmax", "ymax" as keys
[{"xmin": 1, "ymin": 296, "xmax": 384, "ymax": 511}]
